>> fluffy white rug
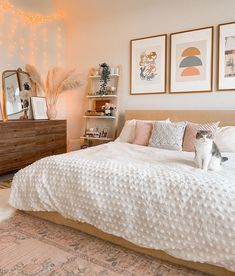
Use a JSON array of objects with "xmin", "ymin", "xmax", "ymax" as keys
[{"xmin": 0, "ymin": 189, "xmax": 15, "ymax": 222}]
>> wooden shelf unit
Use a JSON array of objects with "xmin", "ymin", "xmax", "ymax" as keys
[{"xmin": 81, "ymin": 67, "xmax": 120, "ymax": 147}]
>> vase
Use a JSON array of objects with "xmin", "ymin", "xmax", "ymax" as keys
[{"xmin": 47, "ymin": 104, "xmax": 57, "ymax": 120}]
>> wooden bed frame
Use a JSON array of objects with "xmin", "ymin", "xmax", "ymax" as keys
[{"xmin": 26, "ymin": 110, "xmax": 235, "ymax": 276}]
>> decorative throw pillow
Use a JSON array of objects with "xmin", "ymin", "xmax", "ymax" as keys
[
  {"xmin": 133, "ymin": 121, "xmax": 153, "ymax": 146},
  {"xmin": 116, "ymin": 118, "xmax": 170, "ymax": 144},
  {"xmin": 149, "ymin": 122, "xmax": 186, "ymax": 151},
  {"xmin": 183, "ymin": 122, "xmax": 219, "ymax": 152},
  {"xmin": 214, "ymin": 126, "xmax": 235, "ymax": 152},
  {"xmin": 116, "ymin": 119, "xmax": 136, "ymax": 143}
]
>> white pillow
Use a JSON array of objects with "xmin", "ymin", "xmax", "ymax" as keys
[
  {"xmin": 215, "ymin": 126, "xmax": 235, "ymax": 152},
  {"xmin": 117, "ymin": 118, "xmax": 170, "ymax": 143}
]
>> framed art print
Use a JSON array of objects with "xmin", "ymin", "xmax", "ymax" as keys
[
  {"xmin": 31, "ymin": 97, "xmax": 48, "ymax": 120},
  {"xmin": 218, "ymin": 22, "xmax": 235, "ymax": 91},
  {"xmin": 170, "ymin": 27, "xmax": 213, "ymax": 93},
  {"xmin": 130, "ymin": 34, "xmax": 167, "ymax": 95}
]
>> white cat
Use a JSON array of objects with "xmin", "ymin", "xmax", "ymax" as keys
[{"xmin": 194, "ymin": 130, "xmax": 228, "ymax": 171}]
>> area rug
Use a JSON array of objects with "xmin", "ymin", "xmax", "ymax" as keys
[{"xmin": 0, "ymin": 212, "xmax": 206, "ymax": 276}]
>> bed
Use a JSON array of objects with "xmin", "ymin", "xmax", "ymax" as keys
[{"xmin": 9, "ymin": 110, "xmax": 235, "ymax": 276}]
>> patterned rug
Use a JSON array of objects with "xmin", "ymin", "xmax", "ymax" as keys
[{"xmin": 0, "ymin": 212, "xmax": 206, "ymax": 276}]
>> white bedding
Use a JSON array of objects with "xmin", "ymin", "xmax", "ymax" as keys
[{"xmin": 9, "ymin": 142, "xmax": 235, "ymax": 271}]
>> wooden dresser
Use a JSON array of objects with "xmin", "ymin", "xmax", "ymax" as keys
[{"xmin": 0, "ymin": 120, "xmax": 67, "ymax": 175}]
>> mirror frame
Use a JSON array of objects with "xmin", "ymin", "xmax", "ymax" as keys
[{"xmin": 1, "ymin": 68, "xmax": 33, "ymax": 121}]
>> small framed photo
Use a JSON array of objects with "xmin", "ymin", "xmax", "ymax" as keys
[
  {"xmin": 130, "ymin": 34, "xmax": 167, "ymax": 95},
  {"xmin": 218, "ymin": 21, "xmax": 235, "ymax": 91},
  {"xmin": 30, "ymin": 97, "xmax": 48, "ymax": 120},
  {"xmin": 170, "ymin": 26, "xmax": 213, "ymax": 93},
  {"xmin": 101, "ymin": 127, "xmax": 109, "ymax": 138}
]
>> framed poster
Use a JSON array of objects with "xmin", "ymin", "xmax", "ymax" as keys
[
  {"xmin": 170, "ymin": 26, "xmax": 213, "ymax": 93},
  {"xmin": 130, "ymin": 34, "xmax": 167, "ymax": 95},
  {"xmin": 218, "ymin": 21, "xmax": 235, "ymax": 91}
]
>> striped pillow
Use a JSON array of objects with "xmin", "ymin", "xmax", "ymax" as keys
[{"xmin": 182, "ymin": 122, "xmax": 219, "ymax": 152}]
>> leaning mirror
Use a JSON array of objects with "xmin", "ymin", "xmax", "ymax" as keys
[{"xmin": 2, "ymin": 68, "xmax": 34, "ymax": 120}]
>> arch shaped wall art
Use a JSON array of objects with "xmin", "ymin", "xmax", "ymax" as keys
[{"xmin": 170, "ymin": 26, "xmax": 213, "ymax": 93}]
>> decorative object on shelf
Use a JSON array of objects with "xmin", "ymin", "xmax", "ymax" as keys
[
  {"xmin": 31, "ymin": 97, "xmax": 48, "ymax": 120},
  {"xmin": 94, "ymin": 99, "xmax": 109, "ymax": 112},
  {"xmin": 130, "ymin": 34, "xmax": 167, "ymax": 95},
  {"xmin": 102, "ymin": 103, "xmax": 116, "ymax": 116},
  {"xmin": 101, "ymin": 127, "xmax": 109, "ymax": 138},
  {"xmin": 218, "ymin": 21, "xmax": 235, "ymax": 91},
  {"xmin": 19, "ymin": 82, "xmax": 32, "ymax": 120},
  {"xmin": 24, "ymin": 65, "xmax": 85, "ymax": 120},
  {"xmin": 85, "ymin": 110, "xmax": 104, "ymax": 116},
  {"xmin": 106, "ymin": 85, "xmax": 116, "ymax": 94},
  {"xmin": 85, "ymin": 128, "xmax": 100, "ymax": 138},
  {"xmin": 170, "ymin": 26, "xmax": 213, "ymax": 93},
  {"xmin": 99, "ymin": 62, "xmax": 110, "ymax": 95}
]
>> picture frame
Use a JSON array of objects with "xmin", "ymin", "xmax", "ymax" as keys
[
  {"xmin": 170, "ymin": 26, "xmax": 213, "ymax": 94},
  {"xmin": 30, "ymin": 97, "xmax": 48, "ymax": 120},
  {"xmin": 218, "ymin": 21, "xmax": 235, "ymax": 91},
  {"xmin": 101, "ymin": 127, "xmax": 109, "ymax": 138},
  {"xmin": 130, "ymin": 34, "xmax": 167, "ymax": 95}
]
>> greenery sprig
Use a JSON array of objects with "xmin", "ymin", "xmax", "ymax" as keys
[{"xmin": 99, "ymin": 62, "xmax": 110, "ymax": 95}]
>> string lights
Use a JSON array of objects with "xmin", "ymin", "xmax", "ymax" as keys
[
  {"xmin": 0, "ymin": 0, "xmax": 64, "ymax": 73},
  {"xmin": 0, "ymin": 0, "xmax": 63, "ymax": 25}
]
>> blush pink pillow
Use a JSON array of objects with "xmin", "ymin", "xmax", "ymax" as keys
[
  {"xmin": 133, "ymin": 121, "xmax": 153, "ymax": 146},
  {"xmin": 182, "ymin": 122, "xmax": 219, "ymax": 152}
]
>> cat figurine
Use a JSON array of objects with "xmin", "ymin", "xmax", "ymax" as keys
[{"xmin": 194, "ymin": 130, "xmax": 228, "ymax": 171}]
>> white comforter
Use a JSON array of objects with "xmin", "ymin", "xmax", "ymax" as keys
[{"xmin": 9, "ymin": 142, "xmax": 235, "ymax": 271}]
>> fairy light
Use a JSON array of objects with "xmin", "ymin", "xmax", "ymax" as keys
[
  {"xmin": 19, "ymin": 37, "xmax": 25, "ymax": 62},
  {"xmin": 8, "ymin": 15, "xmax": 17, "ymax": 61},
  {"xmin": 56, "ymin": 26, "xmax": 63, "ymax": 66},
  {"xmin": 29, "ymin": 24, "xmax": 37, "ymax": 64},
  {"xmin": 41, "ymin": 26, "xmax": 48, "ymax": 72},
  {"xmin": 0, "ymin": 0, "xmax": 64, "ymax": 71},
  {"xmin": 0, "ymin": 0, "xmax": 63, "ymax": 25}
]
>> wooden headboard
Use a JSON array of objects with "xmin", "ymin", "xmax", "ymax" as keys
[{"xmin": 125, "ymin": 110, "xmax": 235, "ymax": 126}]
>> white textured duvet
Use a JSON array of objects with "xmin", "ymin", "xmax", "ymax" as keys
[{"xmin": 9, "ymin": 142, "xmax": 235, "ymax": 271}]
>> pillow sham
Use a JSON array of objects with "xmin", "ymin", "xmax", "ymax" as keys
[
  {"xmin": 133, "ymin": 121, "xmax": 152, "ymax": 146},
  {"xmin": 183, "ymin": 122, "xmax": 219, "ymax": 152},
  {"xmin": 117, "ymin": 118, "xmax": 170, "ymax": 143},
  {"xmin": 117, "ymin": 119, "xmax": 136, "ymax": 143},
  {"xmin": 149, "ymin": 121, "xmax": 186, "ymax": 151},
  {"xmin": 214, "ymin": 126, "xmax": 235, "ymax": 152}
]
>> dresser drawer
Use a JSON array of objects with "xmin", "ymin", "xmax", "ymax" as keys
[{"xmin": 0, "ymin": 120, "xmax": 67, "ymax": 175}]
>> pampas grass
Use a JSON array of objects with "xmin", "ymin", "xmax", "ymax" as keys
[
  {"xmin": 25, "ymin": 65, "xmax": 85, "ymax": 107},
  {"xmin": 25, "ymin": 64, "xmax": 46, "ymax": 95}
]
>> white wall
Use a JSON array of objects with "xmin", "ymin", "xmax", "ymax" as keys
[{"xmin": 64, "ymin": 0, "xmax": 235, "ymax": 130}]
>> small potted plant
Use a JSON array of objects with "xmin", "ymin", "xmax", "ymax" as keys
[{"xmin": 102, "ymin": 103, "xmax": 116, "ymax": 116}]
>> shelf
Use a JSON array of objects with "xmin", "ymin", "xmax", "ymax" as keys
[
  {"xmin": 89, "ymin": 74, "xmax": 120, "ymax": 79},
  {"xmin": 87, "ymin": 94, "xmax": 118, "ymax": 98},
  {"xmin": 83, "ymin": 116, "xmax": 116, "ymax": 119},
  {"xmin": 80, "ymin": 136, "xmax": 113, "ymax": 141}
]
